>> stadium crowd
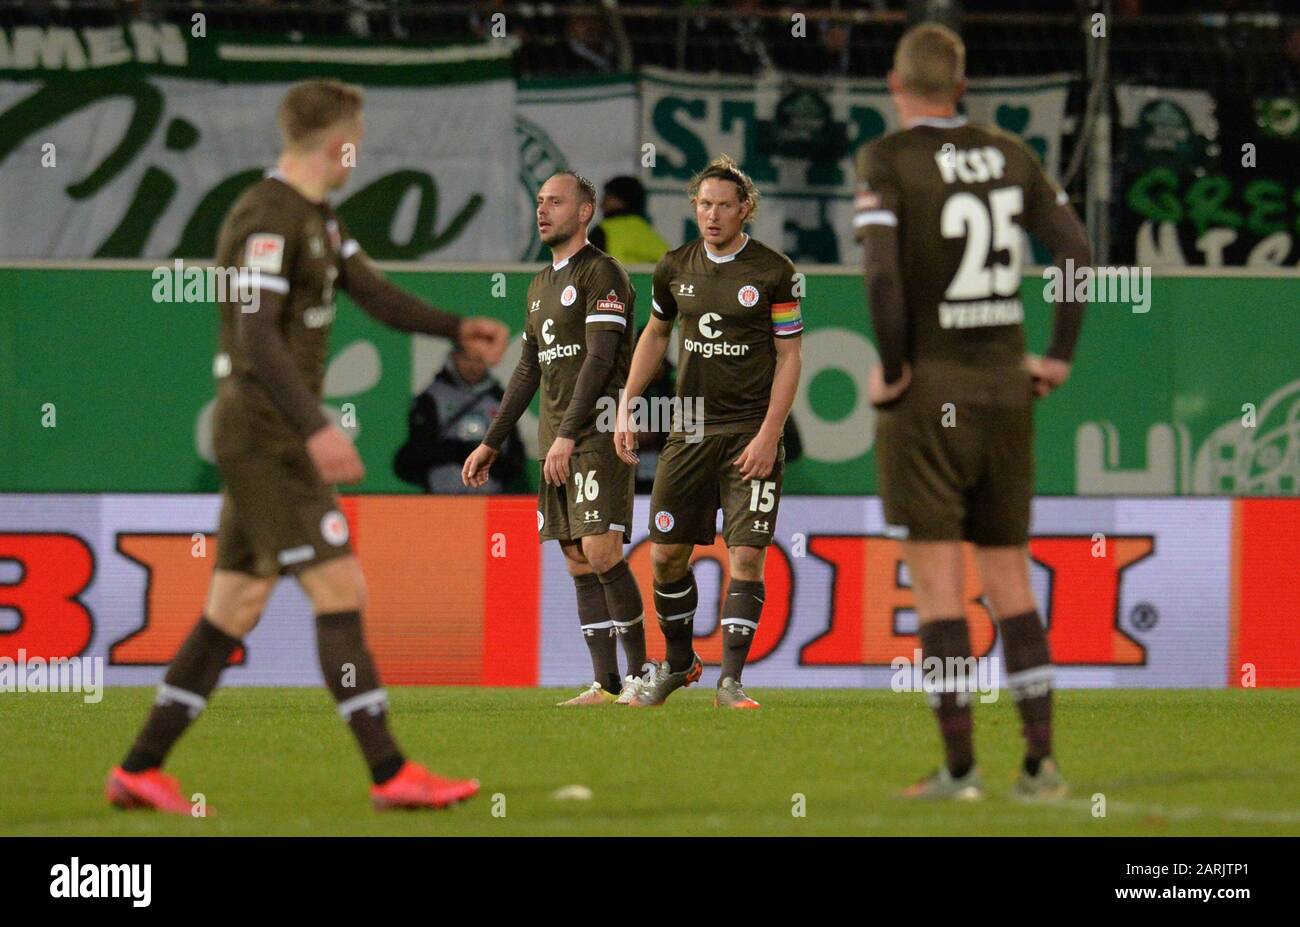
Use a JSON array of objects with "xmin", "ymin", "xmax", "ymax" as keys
[{"xmin": 2, "ymin": 1, "xmax": 1297, "ymax": 92}]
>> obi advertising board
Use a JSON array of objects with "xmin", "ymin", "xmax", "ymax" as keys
[{"xmin": 2, "ymin": 494, "xmax": 1296, "ymax": 689}]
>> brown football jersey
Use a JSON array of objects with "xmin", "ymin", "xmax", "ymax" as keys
[
  {"xmin": 651, "ymin": 236, "xmax": 802, "ymax": 436},
  {"xmin": 523, "ymin": 242, "xmax": 635, "ymax": 454},
  {"xmin": 212, "ymin": 174, "xmax": 363, "ymax": 451},
  {"xmin": 853, "ymin": 117, "xmax": 1068, "ymax": 369}
]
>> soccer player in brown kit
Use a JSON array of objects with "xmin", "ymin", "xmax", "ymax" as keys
[
  {"xmin": 462, "ymin": 172, "xmax": 651, "ymax": 706},
  {"xmin": 106, "ymin": 80, "xmax": 509, "ymax": 813},
  {"xmin": 615, "ymin": 155, "xmax": 803, "ymax": 709},
  {"xmin": 855, "ymin": 25, "xmax": 1090, "ymax": 799}
]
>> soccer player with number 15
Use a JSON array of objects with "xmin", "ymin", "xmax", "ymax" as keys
[{"xmin": 616, "ymin": 155, "xmax": 803, "ymax": 709}]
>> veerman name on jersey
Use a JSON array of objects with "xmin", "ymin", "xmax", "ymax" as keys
[{"xmin": 938, "ymin": 298, "xmax": 1024, "ymax": 329}]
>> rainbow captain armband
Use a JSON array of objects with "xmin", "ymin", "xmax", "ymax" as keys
[{"xmin": 771, "ymin": 300, "xmax": 803, "ymax": 337}]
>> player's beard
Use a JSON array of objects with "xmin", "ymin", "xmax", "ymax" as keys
[{"xmin": 539, "ymin": 217, "xmax": 578, "ymax": 248}]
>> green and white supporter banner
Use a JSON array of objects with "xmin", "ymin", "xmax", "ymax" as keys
[
  {"xmin": 1, "ymin": 25, "xmax": 1071, "ymax": 265},
  {"xmin": 638, "ymin": 67, "xmax": 1071, "ymax": 265},
  {"xmin": 1113, "ymin": 84, "xmax": 1300, "ymax": 267},
  {"xmin": 515, "ymin": 77, "xmax": 640, "ymax": 261},
  {"xmin": 0, "ymin": 24, "xmax": 518, "ymax": 261}
]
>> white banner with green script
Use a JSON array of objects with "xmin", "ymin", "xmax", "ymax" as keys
[
  {"xmin": 1, "ymin": 26, "xmax": 1070, "ymax": 265},
  {"xmin": 0, "ymin": 24, "xmax": 517, "ymax": 261}
]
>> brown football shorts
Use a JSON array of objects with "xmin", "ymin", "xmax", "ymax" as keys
[
  {"xmin": 537, "ymin": 443, "xmax": 635, "ymax": 544},
  {"xmin": 648, "ymin": 429, "xmax": 784, "ymax": 548},
  {"xmin": 873, "ymin": 361, "xmax": 1035, "ymax": 547}
]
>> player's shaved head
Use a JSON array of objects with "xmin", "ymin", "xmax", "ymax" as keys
[
  {"xmin": 893, "ymin": 23, "xmax": 965, "ymax": 103},
  {"xmin": 537, "ymin": 172, "xmax": 595, "ymax": 248},
  {"xmin": 550, "ymin": 171, "xmax": 597, "ymax": 208},
  {"xmin": 278, "ymin": 79, "xmax": 364, "ymax": 152}
]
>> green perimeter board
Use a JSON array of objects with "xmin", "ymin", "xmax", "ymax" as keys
[{"xmin": 1, "ymin": 267, "xmax": 1296, "ymax": 495}]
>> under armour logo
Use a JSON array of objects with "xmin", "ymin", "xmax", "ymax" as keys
[
  {"xmin": 529, "ymin": 299, "xmax": 541, "ymax": 312},
  {"xmin": 583, "ymin": 510, "xmax": 601, "ymax": 521},
  {"xmin": 752, "ymin": 520, "xmax": 770, "ymax": 532},
  {"xmin": 678, "ymin": 283, "xmax": 695, "ymax": 296},
  {"xmin": 727, "ymin": 625, "xmax": 752, "ymax": 636}
]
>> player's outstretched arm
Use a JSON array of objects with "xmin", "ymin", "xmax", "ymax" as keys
[
  {"xmin": 615, "ymin": 315, "xmax": 672, "ymax": 465},
  {"xmin": 339, "ymin": 245, "xmax": 508, "ymax": 364},
  {"xmin": 464, "ymin": 343, "xmax": 541, "ymax": 487},
  {"xmin": 457, "ymin": 316, "xmax": 510, "ymax": 365}
]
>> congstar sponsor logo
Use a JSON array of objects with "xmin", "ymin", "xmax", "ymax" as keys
[
  {"xmin": 684, "ymin": 312, "xmax": 749, "ymax": 358},
  {"xmin": 537, "ymin": 343, "xmax": 582, "ymax": 363},
  {"xmin": 537, "ymin": 317, "xmax": 581, "ymax": 362}
]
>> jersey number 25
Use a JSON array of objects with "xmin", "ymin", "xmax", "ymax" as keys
[{"xmin": 940, "ymin": 187, "xmax": 1024, "ymax": 301}]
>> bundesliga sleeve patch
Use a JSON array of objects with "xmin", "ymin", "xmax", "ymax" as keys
[
  {"xmin": 771, "ymin": 300, "xmax": 803, "ymax": 336},
  {"xmin": 245, "ymin": 233, "xmax": 285, "ymax": 274}
]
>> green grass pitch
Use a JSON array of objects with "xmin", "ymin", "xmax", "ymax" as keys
[{"xmin": 2, "ymin": 688, "xmax": 1297, "ymax": 836}]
